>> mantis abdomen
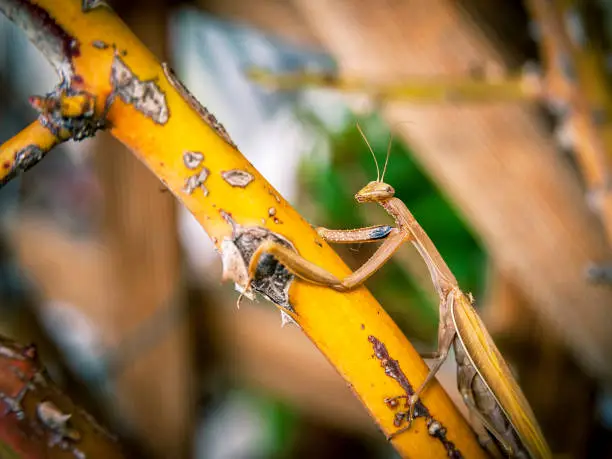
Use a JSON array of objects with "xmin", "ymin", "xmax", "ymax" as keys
[{"xmin": 455, "ymin": 340, "xmax": 530, "ymax": 458}]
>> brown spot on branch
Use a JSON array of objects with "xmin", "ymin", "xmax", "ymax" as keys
[{"xmin": 368, "ymin": 335, "xmax": 462, "ymax": 458}]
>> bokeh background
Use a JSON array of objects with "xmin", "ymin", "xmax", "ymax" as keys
[{"xmin": 1, "ymin": 1, "xmax": 612, "ymax": 458}]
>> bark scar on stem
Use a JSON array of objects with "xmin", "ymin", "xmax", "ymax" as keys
[
  {"xmin": 219, "ymin": 211, "xmax": 295, "ymax": 315},
  {"xmin": 92, "ymin": 39, "xmax": 110, "ymax": 50},
  {"xmin": 221, "ymin": 169, "xmax": 254, "ymax": 188},
  {"xmin": 82, "ymin": 0, "xmax": 110, "ymax": 12},
  {"xmin": 368, "ymin": 335, "xmax": 462, "ymax": 459},
  {"xmin": 111, "ymin": 55, "xmax": 169, "ymax": 124},
  {"xmin": 1, "ymin": 145, "xmax": 45, "ymax": 187},
  {"xmin": 182, "ymin": 151, "xmax": 209, "ymax": 196}
]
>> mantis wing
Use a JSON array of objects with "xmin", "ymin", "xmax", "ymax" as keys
[{"xmin": 451, "ymin": 292, "xmax": 552, "ymax": 459}]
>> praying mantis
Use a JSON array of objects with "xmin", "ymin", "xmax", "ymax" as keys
[{"xmin": 243, "ymin": 125, "xmax": 552, "ymax": 458}]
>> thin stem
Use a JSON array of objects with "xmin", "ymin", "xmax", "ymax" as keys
[
  {"xmin": 0, "ymin": 121, "xmax": 60, "ymax": 187},
  {"xmin": 247, "ymin": 67, "xmax": 542, "ymax": 103}
]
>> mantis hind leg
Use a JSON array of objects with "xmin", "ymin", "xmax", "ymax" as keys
[
  {"xmin": 389, "ymin": 292, "xmax": 456, "ymax": 433},
  {"xmin": 385, "ymin": 294, "xmax": 457, "ymax": 439},
  {"xmin": 384, "ymin": 338, "xmax": 453, "ymax": 440},
  {"xmin": 405, "ymin": 327, "xmax": 456, "ymax": 422}
]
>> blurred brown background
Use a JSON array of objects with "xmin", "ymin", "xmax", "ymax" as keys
[{"xmin": 1, "ymin": 0, "xmax": 612, "ymax": 458}]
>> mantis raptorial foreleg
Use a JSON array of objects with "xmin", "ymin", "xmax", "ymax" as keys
[
  {"xmin": 316, "ymin": 224, "xmax": 393, "ymax": 244},
  {"xmin": 244, "ymin": 227, "xmax": 407, "ymax": 293}
]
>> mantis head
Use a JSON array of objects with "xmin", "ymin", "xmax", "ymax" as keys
[
  {"xmin": 355, "ymin": 122, "xmax": 395, "ymax": 203},
  {"xmin": 355, "ymin": 181, "xmax": 395, "ymax": 203}
]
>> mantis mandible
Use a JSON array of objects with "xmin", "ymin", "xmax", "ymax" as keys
[{"xmin": 243, "ymin": 125, "xmax": 552, "ymax": 459}]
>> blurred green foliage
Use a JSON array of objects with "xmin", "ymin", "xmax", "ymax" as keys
[{"xmin": 298, "ymin": 112, "xmax": 487, "ymax": 343}]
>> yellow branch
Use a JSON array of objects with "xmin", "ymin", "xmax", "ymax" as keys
[
  {"xmin": 0, "ymin": 1, "xmax": 487, "ymax": 457},
  {"xmin": 247, "ymin": 66, "xmax": 543, "ymax": 103}
]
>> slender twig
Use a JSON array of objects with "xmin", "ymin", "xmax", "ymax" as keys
[
  {"xmin": 0, "ymin": 121, "xmax": 60, "ymax": 186},
  {"xmin": 247, "ymin": 66, "xmax": 543, "ymax": 103}
]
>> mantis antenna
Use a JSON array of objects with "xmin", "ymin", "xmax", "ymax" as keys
[
  {"xmin": 381, "ymin": 134, "xmax": 393, "ymax": 182},
  {"xmin": 356, "ymin": 122, "xmax": 380, "ymax": 182}
]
